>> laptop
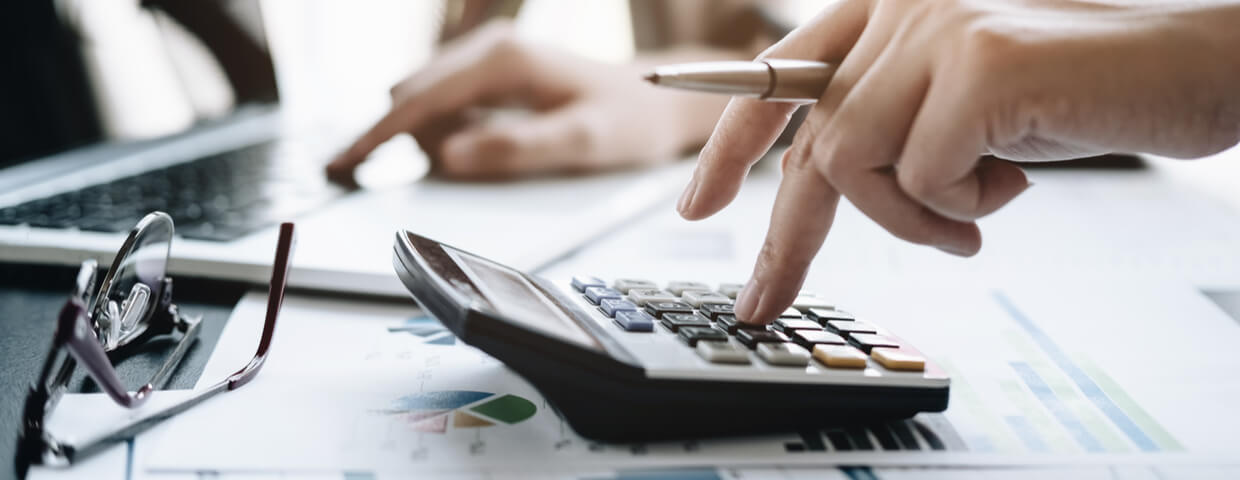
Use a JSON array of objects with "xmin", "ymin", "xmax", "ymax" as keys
[{"xmin": 0, "ymin": 1, "xmax": 689, "ymax": 297}]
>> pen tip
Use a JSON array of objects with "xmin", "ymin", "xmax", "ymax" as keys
[{"xmin": 642, "ymin": 72, "xmax": 659, "ymax": 84}]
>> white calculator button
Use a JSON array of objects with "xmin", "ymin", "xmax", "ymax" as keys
[
  {"xmin": 791, "ymin": 295, "xmax": 834, "ymax": 312},
  {"xmin": 627, "ymin": 289, "xmax": 677, "ymax": 306},
  {"xmin": 696, "ymin": 340, "xmax": 750, "ymax": 364},
  {"xmin": 756, "ymin": 343, "xmax": 810, "ymax": 367},
  {"xmin": 717, "ymin": 283, "xmax": 744, "ymax": 299},
  {"xmin": 667, "ymin": 281, "xmax": 711, "ymax": 296},
  {"xmin": 613, "ymin": 278, "xmax": 658, "ymax": 293},
  {"xmin": 682, "ymin": 290, "xmax": 732, "ymax": 307}
]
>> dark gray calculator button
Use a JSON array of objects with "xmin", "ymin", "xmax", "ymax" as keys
[
  {"xmin": 571, "ymin": 276, "xmax": 605, "ymax": 292},
  {"xmin": 826, "ymin": 320, "xmax": 878, "ymax": 336},
  {"xmin": 678, "ymin": 326, "xmax": 727, "ymax": 346},
  {"xmin": 614, "ymin": 311, "xmax": 655, "ymax": 332},
  {"xmin": 792, "ymin": 330, "xmax": 847, "ymax": 347},
  {"xmin": 645, "ymin": 301, "xmax": 694, "ymax": 319},
  {"xmin": 736, "ymin": 329, "xmax": 789, "ymax": 349},
  {"xmin": 715, "ymin": 315, "xmax": 766, "ymax": 335},
  {"xmin": 660, "ymin": 312, "xmax": 711, "ymax": 332},
  {"xmin": 584, "ymin": 286, "xmax": 624, "ymax": 305},
  {"xmin": 699, "ymin": 303, "xmax": 735, "ymax": 320},
  {"xmin": 807, "ymin": 308, "xmax": 855, "ymax": 324},
  {"xmin": 850, "ymin": 333, "xmax": 900, "ymax": 353},
  {"xmin": 773, "ymin": 318, "xmax": 822, "ymax": 333}
]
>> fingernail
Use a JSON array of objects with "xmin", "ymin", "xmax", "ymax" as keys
[
  {"xmin": 677, "ymin": 174, "xmax": 700, "ymax": 215},
  {"xmin": 936, "ymin": 244, "xmax": 974, "ymax": 257},
  {"xmin": 734, "ymin": 280, "xmax": 760, "ymax": 323}
]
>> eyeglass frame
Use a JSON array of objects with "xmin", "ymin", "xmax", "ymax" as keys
[{"xmin": 16, "ymin": 213, "xmax": 295, "ymax": 474}]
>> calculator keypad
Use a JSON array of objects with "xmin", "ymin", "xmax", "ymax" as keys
[{"xmin": 570, "ymin": 277, "xmax": 937, "ymax": 377}]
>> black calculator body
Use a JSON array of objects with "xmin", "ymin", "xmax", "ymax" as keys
[{"xmin": 393, "ymin": 231, "xmax": 949, "ymax": 442}]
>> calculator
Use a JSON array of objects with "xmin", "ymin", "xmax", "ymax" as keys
[{"xmin": 393, "ymin": 231, "xmax": 949, "ymax": 441}]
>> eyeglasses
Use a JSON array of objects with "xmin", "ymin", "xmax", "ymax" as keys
[{"xmin": 16, "ymin": 212, "xmax": 295, "ymax": 475}]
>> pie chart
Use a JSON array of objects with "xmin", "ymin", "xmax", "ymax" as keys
[{"xmin": 389, "ymin": 390, "xmax": 537, "ymax": 434}]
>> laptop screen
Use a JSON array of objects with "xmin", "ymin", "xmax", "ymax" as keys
[{"xmin": 0, "ymin": 0, "xmax": 278, "ymax": 169}]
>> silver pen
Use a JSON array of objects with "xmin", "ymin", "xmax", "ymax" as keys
[{"xmin": 644, "ymin": 59, "xmax": 835, "ymax": 103}]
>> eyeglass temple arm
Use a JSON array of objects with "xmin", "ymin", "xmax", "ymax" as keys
[
  {"xmin": 37, "ymin": 223, "xmax": 296, "ymax": 468},
  {"xmin": 226, "ymin": 222, "xmax": 295, "ymax": 390}
]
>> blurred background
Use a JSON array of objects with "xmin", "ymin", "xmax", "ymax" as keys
[{"xmin": 3, "ymin": 0, "xmax": 1238, "ymax": 207}]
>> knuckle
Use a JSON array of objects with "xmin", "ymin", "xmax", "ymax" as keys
[
  {"xmin": 895, "ymin": 164, "xmax": 938, "ymax": 201},
  {"xmin": 956, "ymin": 21, "xmax": 1024, "ymax": 82}
]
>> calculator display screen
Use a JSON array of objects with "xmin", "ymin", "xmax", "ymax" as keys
[{"xmin": 445, "ymin": 247, "xmax": 602, "ymax": 351}]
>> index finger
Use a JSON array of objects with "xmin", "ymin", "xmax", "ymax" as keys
[
  {"xmin": 677, "ymin": 0, "xmax": 869, "ymax": 221},
  {"xmin": 734, "ymin": 148, "xmax": 840, "ymax": 325},
  {"xmin": 326, "ymin": 39, "xmax": 529, "ymax": 183}
]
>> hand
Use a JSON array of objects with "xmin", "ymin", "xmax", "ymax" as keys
[
  {"xmin": 679, "ymin": 0, "xmax": 1240, "ymax": 324},
  {"xmin": 327, "ymin": 21, "xmax": 731, "ymax": 184}
]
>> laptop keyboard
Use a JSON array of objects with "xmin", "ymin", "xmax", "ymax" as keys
[{"xmin": 0, "ymin": 141, "xmax": 347, "ymax": 241}]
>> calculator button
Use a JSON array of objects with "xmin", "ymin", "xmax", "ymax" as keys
[
  {"xmin": 614, "ymin": 311, "xmax": 655, "ymax": 332},
  {"xmin": 715, "ymin": 315, "xmax": 766, "ymax": 335},
  {"xmin": 807, "ymin": 308, "xmax": 855, "ymax": 324},
  {"xmin": 698, "ymin": 303, "xmax": 736, "ymax": 320},
  {"xmin": 871, "ymin": 348, "xmax": 926, "ymax": 372},
  {"xmin": 682, "ymin": 290, "xmax": 732, "ymax": 308},
  {"xmin": 627, "ymin": 289, "xmax": 678, "ymax": 306},
  {"xmin": 736, "ymin": 329, "xmax": 789, "ymax": 349},
  {"xmin": 717, "ymin": 283, "xmax": 744, "ymax": 299},
  {"xmin": 645, "ymin": 301, "xmax": 695, "ymax": 319},
  {"xmin": 696, "ymin": 340, "xmax": 750, "ymax": 364},
  {"xmin": 791, "ymin": 295, "xmax": 834, "ymax": 312},
  {"xmin": 772, "ymin": 318, "xmax": 822, "ymax": 333},
  {"xmin": 571, "ymin": 276, "xmax": 605, "ymax": 292},
  {"xmin": 612, "ymin": 278, "xmax": 658, "ymax": 293},
  {"xmin": 812, "ymin": 345, "xmax": 868, "ymax": 369},
  {"xmin": 756, "ymin": 343, "xmax": 811, "ymax": 367},
  {"xmin": 826, "ymin": 320, "xmax": 878, "ymax": 336},
  {"xmin": 791, "ymin": 330, "xmax": 847, "ymax": 347},
  {"xmin": 778, "ymin": 307, "xmax": 803, "ymax": 319},
  {"xmin": 599, "ymin": 298, "xmax": 638, "ymax": 317},
  {"xmin": 850, "ymin": 334, "xmax": 901, "ymax": 353},
  {"xmin": 678, "ymin": 326, "xmax": 728, "ymax": 346},
  {"xmin": 660, "ymin": 312, "xmax": 712, "ymax": 332},
  {"xmin": 666, "ymin": 281, "xmax": 711, "ymax": 296},
  {"xmin": 584, "ymin": 287, "xmax": 624, "ymax": 305}
]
